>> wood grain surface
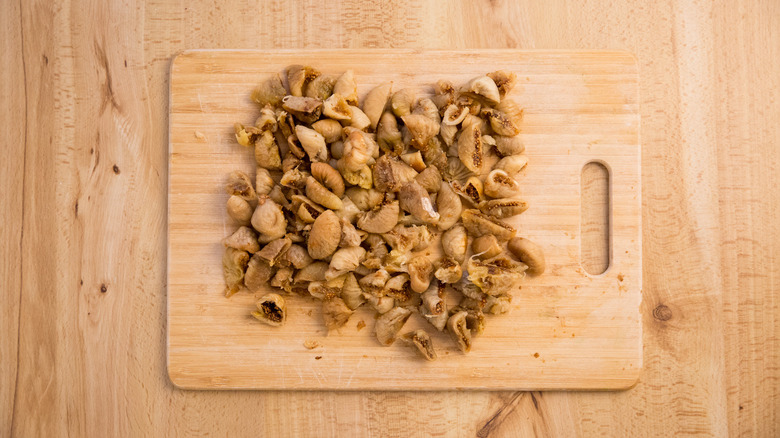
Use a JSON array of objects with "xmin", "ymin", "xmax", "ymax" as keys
[
  {"xmin": 168, "ymin": 50, "xmax": 641, "ymax": 390},
  {"xmin": 2, "ymin": 0, "xmax": 778, "ymax": 436}
]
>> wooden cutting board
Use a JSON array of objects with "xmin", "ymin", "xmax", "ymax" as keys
[{"xmin": 167, "ymin": 50, "xmax": 641, "ymax": 390}]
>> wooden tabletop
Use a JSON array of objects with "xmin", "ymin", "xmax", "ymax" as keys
[{"xmin": 2, "ymin": 1, "xmax": 778, "ymax": 436}]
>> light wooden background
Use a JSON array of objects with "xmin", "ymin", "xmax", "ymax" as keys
[{"xmin": 2, "ymin": 0, "xmax": 778, "ymax": 436}]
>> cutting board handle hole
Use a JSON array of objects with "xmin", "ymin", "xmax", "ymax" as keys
[{"xmin": 581, "ymin": 161, "xmax": 611, "ymax": 275}]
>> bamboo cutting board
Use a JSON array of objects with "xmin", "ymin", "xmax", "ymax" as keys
[{"xmin": 167, "ymin": 50, "xmax": 641, "ymax": 390}]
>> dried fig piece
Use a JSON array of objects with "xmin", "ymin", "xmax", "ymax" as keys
[
  {"xmin": 251, "ymin": 293, "xmax": 286, "ymax": 326},
  {"xmin": 251, "ymin": 74, "xmax": 286, "ymax": 107},
  {"xmin": 377, "ymin": 111, "xmax": 404, "ymax": 155},
  {"xmin": 346, "ymin": 187, "xmax": 384, "ymax": 211},
  {"xmin": 399, "ymin": 180, "xmax": 440, "ymax": 226},
  {"xmin": 306, "ymin": 176, "xmax": 343, "ymax": 210},
  {"xmin": 282, "ymin": 95, "xmax": 322, "ymax": 124},
  {"xmin": 359, "ymin": 269, "xmax": 391, "ymax": 296},
  {"xmin": 401, "ymin": 114, "xmax": 439, "ymax": 150},
  {"xmin": 295, "ymin": 125, "xmax": 328, "ymax": 162},
  {"xmin": 226, "ymin": 170, "xmax": 257, "ymax": 203},
  {"xmin": 348, "ymin": 105, "xmax": 371, "ymax": 130},
  {"xmin": 365, "ymin": 294, "xmax": 394, "ymax": 314},
  {"xmin": 461, "ymin": 209, "xmax": 516, "ymax": 242},
  {"xmin": 420, "ymin": 282, "xmax": 448, "ymax": 331},
  {"xmin": 494, "ymin": 135, "xmax": 525, "ymax": 156},
  {"xmin": 322, "ymin": 297, "xmax": 353, "ymax": 330},
  {"xmin": 414, "ymin": 166, "xmax": 442, "ymax": 193},
  {"xmin": 252, "ymin": 196, "xmax": 288, "ymax": 243},
  {"xmin": 447, "ymin": 310, "xmax": 472, "ymax": 353},
  {"xmin": 333, "ymin": 69, "xmax": 358, "ymax": 105},
  {"xmin": 305, "ymin": 74, "xmax": 336, "ymax": 100},
  {"xmin": 270, "ymin": 266, "xmax": 295, "ymax": 291},
  {"xmin": 471, "ymin": 235, "xmax": 502, "ymax": 259},
  {"xmin": 342, "ymin": 130, "xmax": 373, "ymax": 172},
  {"xmin": 254, "ymin": 130, "xmax": 282, "ymax": 170},
  {"xmin": 481, "ymin": 108, "xmax": 520, "ymax": 137},
  {"xmin": 484, "ymin": 169, "xmax": 521, "ymax": 198},
  {"xmin": 255, "ymin": 168, "xmax": 275, "ymax": 196},
  {"xmin": 431, "ymin": 80, "xmax": 455, "ymax": 110},
  {"xmin": 441, "ymin": 224, "xmax": 468, "ymax": 263},
  {"xmin": 362, "ymin": 82, "xmax": 393, "ymax": 130},
  {"xmin": 375, "ymin": 307, "xmax": 412, "ymax": 346},
  {"xmin": 391, "ymin": 88, "xmax": 416, "ymax": 117},
  {"xmin": 449, "ymin": 304, "xmax": 486, "ymax": 335},
  {"xmin": 407, "ymin": 256, "xmax": 433, "ymax": 293},
  {"xmin": 494, "ymin": 155, "xmax": 528, "ymax": 177},
  {"xmin": 487, "ymin": 70, "xmax": 518, "ymax": 99},
  {"xmin": 227, "ymin": 195, "xmax": 253, "ymax": 225},
  {"xmin": 382, "ymin": 249, "xmax": 411, "ymax": 274},
  {"xmin": 457, "ymin": 124, "xmax": 484, "ymax": 173},
  {"xmin": 384, "ymin": 274, "xmax": 412, "ymax": 301},
  {"xmin": 357, "ymin": 200, "xmax": 400, "ymax": 234},
  {"xmin": 295, "ymin": 261, "xmax": 329, "ymax": 283},
  {"xmin": 436, "ymin": 182, "xmax": 462, "ymax": 231},
  {"xmin": 401, "ymin": 151, "xmax": 427, "ymax": 172},
  {"xmin": 223, "ymin": 226, "xmax": 260, "ymax": 253},
  {"xmin": 382, "ymin": 224, "xmax": 434, "ymax": 253},
  {"xmin": 244, "ymin": 253, "xmax": 275, "ymax": 293},
  {"xmin": 311, "ymin": 119, "xmax": 342, "ymax": 143},
  {"xmin": 484, "ymin": 293, "xmax": 512, "ymax": 314},
  {"xmin": 223, "ymin": 247, "xmax": 249, "ymax": 297},
  {"xmin": 434, "ymin": 257, "xmax": 462, "ymax": 284},
  {"xmin": 322, "ymin": 93, "xmax": 352, "ymax": 121},
  {"xmin": 402, "ymin": 330, "xmax": 437, "ymax": 361},
  {"xmin": 339, "ymin": 219, "xmax": 362, "ymax": 247},
  {"xmin": 335, "ymin": 196, "xmax": 361, "ymax": 224},
  {"xmin": 336, "ymin": 160, "xmax": 373, "ymax": 189},
  {"xmin": 326, "ymin": 246, "xmax": 366, "ymax": 279},
  {"xmin": 507, "ymin": 237, "xmax": 545, "ymax": 276},
  {"xmin": 341, "ymin": 272, "xmax": 366, "ymax": 310},
  {"xmin": 478, "ymin": 199, "xmax": 528, "ymax": 218},
  {"xmin": 284, "ymin": 244, "xmax": 314, "ymax": 269},
  {"xmin": 310, "ymin": 162, "xmax": 345, "ymax": 197},
  {"xmin": 462, "ymin": 75, "xmax": 501, "ymax": 106},
  {"xmin": 286, "ymin": 65, "xmax": 320, "ymax": 97},
  {"xmin": 467, "ymin": 255, "xmax": 527, "ymax": 296},
  {"xmin": 256, "ymin": 237, "xmax": 292, "ymax": 267},
  {"xmin": 442, "ymin": 104, "xmax": 469, "ymax": 126},
  {"xmin": 373, "ymin": 155, "xmax": 418, "ymax": 192},
  {"xmin": 308, "ymin": 210, "xmax": 342, "ymax": 260}
]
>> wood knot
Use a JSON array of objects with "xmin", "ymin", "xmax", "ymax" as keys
[
  {"xmin": 112, "ymin": 164, "xmax": 121, "ymax": 174},
  {"xmin": 100, "ymin": 284, "xmax": 108, "ymax": 293},
  {"xmin": 653, "ymin": 304, "xmax": 672, "ymax": 321}
]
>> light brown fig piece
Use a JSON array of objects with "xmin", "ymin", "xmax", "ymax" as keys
[
  {"xmin": 507, "ymin": 237, "xmax": 546, "ymax": 276},
  {"xmin": 307, "ymin": 210, "xmax": 342, "ymax": 260},
  {"xmin": 321, "ymin": 297, "xmax": 353, "ymax": 331},
  {"xmin": 461, "ymin": 209, "xmax": 516, "ymax": 242},
  {"xmin": 251, "ymin": 196, "xmax": 287, "ymax": 243},
  {"xmin": 441, "ymin": 224, "xmax": 468, "ymax": 263},
  {"xmin": 333, "ymin": 69, "xmax": 358, "ymax": 105},
  {"xmin": 375, "ymin": 307, "xmax": 412, "ymax": 346},
  {"xmin": 402, "ymin": 329, "xmax": 438, "ymax": 361},
  {"xmin": 362, "ymin": 82, "xmax": 393, "ymax": 130},
  {"xmin": 398, "ymin": 180, "xmax": 440, "ymax": 226},
  {"xmin": 457, "ymin": 123, "xmax": 484, "ymax": 173},
  {"xmin": 223, "ymin": 247, "xmax": 250, "ymax": 297},
  {"xmin": 447, "ymin": 310, "xmax": 472, "ymax": 353},
  {"xmin": 251, "ymin": 293, "xmax": 287, "ymax": 326},
  {"xmin": 251, "ymin": 74, "xmax": 286, "ymax": 107}
]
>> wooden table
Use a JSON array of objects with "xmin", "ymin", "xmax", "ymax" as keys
[{"xmin": 2, "ymin": 1, "xmax": 778, "ymax": 436}]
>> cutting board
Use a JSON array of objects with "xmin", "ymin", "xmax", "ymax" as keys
[{"xmin": 167, "ymin": 50, "xmax": 641, "ymax": 390}]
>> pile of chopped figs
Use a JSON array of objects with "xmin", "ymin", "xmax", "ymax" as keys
[{"xmin": 221, "ymin": 65, "xmax": 545, "ymax": 361}]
